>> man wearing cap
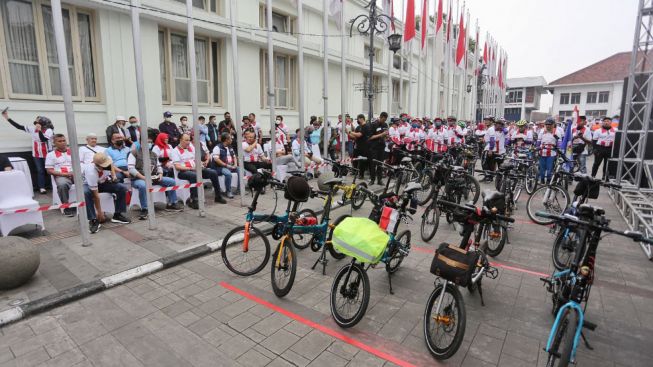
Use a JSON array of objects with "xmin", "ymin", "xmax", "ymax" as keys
[
  {"xmin": 483, "ymin": 118, "xmax": 508, "ymax": 181},
  {"xmin": 159, "ymin": 111, "xmax": 181, "ymax": 147},
  {"xmin": 106, "ymin": 116, "xmax": 129, "ymax": 146},
  {"xmin": 571, "ymin": 116, "xmax": 592, "ymax": 174},
  {"xmin": 45, "ymin": 134, "xmax": 75, "ymax": 217},
  {"xmin": 591, "ymin": 117, "xmax": 616, "ymax": 180},
  {"xmin": 536, "ymin": 118, "xmax": 562, "ymax": 183},
  {"xmin": 83, "ymin": 152, "xmax": 131, "ymax": 233},
  {"xmin": 171, "ymin": 133, "xmax": 226, "ymax": 208}
]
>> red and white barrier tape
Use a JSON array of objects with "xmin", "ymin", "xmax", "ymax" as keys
[
  {"xmin": 148, "ymin": 182, "xmax": 204, "ymax": 192},
  {"xmin": 0, "ymin": 201, "xmax": 85, "ymax": 215}
]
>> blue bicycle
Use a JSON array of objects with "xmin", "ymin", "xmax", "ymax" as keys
[{"xmin": 536, "ymin": 208, "xmax": 653, "ymax": 367}]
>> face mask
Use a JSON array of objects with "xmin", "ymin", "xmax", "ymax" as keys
[
  {"xmin": 412, "ymin": 123, "xmax": 420, "ymax": 129},
  {"xmin": 148, "ymin": 142, "xmax": 153, "ymax": 150},
  {"xmin": 435, "ymin": 123, "xmax": 442, "ymax": 128},
  {"xmin": 115, "ymin": 140, "xmax": 124, "ymax": 147},
  {"xmin": 130, "ymin": 122, "xmax": 139, "ymax": 127},
  {"xmin": 164, "ymin": 117, "xmax": 170, "ymax": 122}
]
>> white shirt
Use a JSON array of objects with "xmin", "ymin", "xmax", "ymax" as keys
[
  {"xmin": 511, "ymin": 129, "xmax": 533, "ymax": 145},
  {"xmin": 79, "ymin": 145, "xmax": 106, "ymax": 165},
  {"xmin": 82, "ymin": 163, "xmax": 112, "ymax": 190},
  {"xmin": 484, "ymin": 126, "xmax": 507, "ymax": 154},
  {"xmin": 170, "ymin": 145, "xmax": 196, "ymax": 169},
  {"xmin": 242, "ymin": 141, "xmax": 265, "ymax": 162},
  {"xmin": 45, "ymin": 149, "xmax": 73, "ymax": 173},
  {"xmin": 593, "ymin": 127, "xmax": 616, "ymax": 147},
  {"xmin": 571, "ymin": 125, "xmax": 593, "ymax": 154},
  {"xmin": 538, "ymin": 130, "xmax": 559, "ymax": 157},
  {"xmin": 127, "ymin": 153, "xmax": 163, "ymax": 175}
]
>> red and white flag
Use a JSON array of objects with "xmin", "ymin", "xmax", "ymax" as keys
[
  {"xmin": 383, "ymin": 0, "xmax": 395, "ymax": 32},
  {"xmin": 445, "ymin": 1, "xmax": 452, "ymax": 44},
  {"xmin": 404, "ymin": 0, "xmax": 416, "ymax": 42},
  {"xmin": 455, "ymin": 8, "xmax": 465, "ymax": 67},
  {"xmin": 436, "ymin": 0, "xmax": 443, "ymax": 34},
  {"xmin": 497, "ymin": 52, "xmax": 503, "ymax": 89},
  {"xmin": 420, "ymin": 0, "xmax": 428, "ymax": 49}
]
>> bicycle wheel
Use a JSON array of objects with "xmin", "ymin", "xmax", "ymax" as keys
[
  {"xmin": 386, "ymin": 230, "xmax": 411, "ymax": 273},
  {"xmin": 270, "ymin": 237, "xmax": 297, "ymax": 297},
  {"xmin": 513, "ymin": 179, "xmax": 523, "ymax": 203},
  {"xmin": 292, "ymin": 209, "xmax": 317, "ymax": 250},
  {"xmin": 483, "ymin": 223, "xmax": 507, "ymax": 257},
  {"xmin": 327, "ymin": 214, "xmax": 350, "ymax": 260},
  {"xmin": 416, "ymin": 171, "xmax": 435, "ymax": 206},
  {"xmin": 330, "ymin": 263, "xmax": 370, "ymax": 328},
  {"xmin": 421, "ymin": 204, "xmax": 440, "ymax": 242},
  {"xmin": 527, "ymin": 185, "xmax": 570, "ymax": 225},
  {"xmin": 546, "ymin": 308, "xmax": 578, "ymax": 367},
  {"xmin": 552, "ymin": 228, "xmax": 578, "ymax": 271},
  {"xmin": 463, "ymin": 174, "xmax": 480, "ymax": 204},
  {"xmin": 423, "ymin": 282, "xmax": 466, "ymax": 360},
  {"xmin": 221, "ymin": 225, "xmax": 270, "ymax": 276},
  {"xmin": 351, "ymin": 182, "xmax": 368, "ymax": 210},
  {"xmin": 526, "ymin": 165, "xmax": 538, "ymax": 194}
]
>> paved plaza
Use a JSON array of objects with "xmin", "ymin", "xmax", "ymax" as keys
[{"xmin": 1, "ymin": 177, "xmax": 653, "ymax": 367}]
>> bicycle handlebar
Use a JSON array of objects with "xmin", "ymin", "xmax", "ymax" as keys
[
  {"xmin": 437, "ymin": 199, "xmax": 515, "ymax": 223},
  {"xmin": 534, "ymin": 211, "xmax": 653, "ymax": 244}
]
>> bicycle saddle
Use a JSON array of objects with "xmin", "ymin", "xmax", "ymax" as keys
[
  {"xmin": 352, "ymin": 156, "xmax": 367, "ymax": 161},
  {"xmin": 482, "ymin": 190, "xmax": 505, "ymax": 202},
  {"xmin": 404, "ymin": 181, "xmax": 422, "ymax": 194},
  {"xmin": 317, "ymin": 172, "xmax": 344, "ymax": 191},
  {"xmin": 451, "ymin": 166, "xmax": 465, "ymax": 171},
  {"xmin": 401, "ymin": 156, "xmax": 412, "ymax": 163}
]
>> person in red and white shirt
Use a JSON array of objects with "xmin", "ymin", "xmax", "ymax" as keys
[
  {"xmin": 45, "ymin": 134, "xmax": 75, "ymax": 216},
  {"xmin": 404, "ymin": 119, "xmax": 425, "ymax": 151},
  {"xmin": 591, "ymin": 117, "xmax": 617, "ymax": 180},
  {"xmin": 171, "ymin": 133, "xmax": 226, "ymax": 208},
  {"xmin": 242, "ymin": 131, "xmax": 271, "ymax": 175},
  {"xmin": 536, "ymin": 118, "xmax": 562, "ymax": 183},
  {"xmin": 3, "ymin": 110, "xmax": 53, "ymax": 193}
]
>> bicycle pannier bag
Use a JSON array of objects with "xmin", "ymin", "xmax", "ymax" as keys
[
  {"xmin": 430, "ymin": 243, "xmax": 479, "ymax": 287},
  {"xmin": 332, "ymin": 217, "xmax": 389, "ymax": 264}
]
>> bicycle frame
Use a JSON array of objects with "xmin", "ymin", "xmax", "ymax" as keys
[{"xmin": 545, "ymin": 269, "xmax": 585, "ymax": 363}]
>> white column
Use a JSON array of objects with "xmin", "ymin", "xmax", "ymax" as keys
[
  {"xmin": 266, "ymin": 0, "xmax": 276, "ymax": 172},
  {"xmin": 230, "ymin": 0, "xmax": 246, "ymax": 205},
  {"xmin": 322, "ymin": 0, "xmax": 329, "ymax": 158},
  {"xmin": 341, "ymin": 2, "xmax": 347, "ymax": 159},
  {"xmin": 298, "ymin": 0, "xmax": 306, "ymax": 168},
  {"xmin": 187, "ymin": 0, "xmax": 205, "ymax": 216}
]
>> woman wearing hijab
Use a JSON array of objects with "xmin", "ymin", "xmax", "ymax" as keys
[{"xmin": 152, "ymin": 133, "xmax": 174, "ymax": 177}]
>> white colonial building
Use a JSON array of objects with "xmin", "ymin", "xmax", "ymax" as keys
[
  {"xmin": 0, "ymin": 0, "xmax": 480, "ymax": 157},
  {"xmin": 503, "ymin": 76, "xmax": 547, "ymax": 122},
  {"xmin": 548, "ymin": 52, "xmax": 628, "ymax": 122}
]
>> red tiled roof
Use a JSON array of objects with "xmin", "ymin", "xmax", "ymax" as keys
[{"xmin": 549, "ymin": 52, "xmax": 631, "ymax": 86}]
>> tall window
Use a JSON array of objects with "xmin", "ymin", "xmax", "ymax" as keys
[
  {"xmin": 559, "ymin": 93, "xmax": 570, "ymax": 104},
  {"xmin": 558, "ymin": 110, "xmax": 573, "ymax": 121},
  {"xmin": 570, "ymin": 92, "xmax": 580, "ymax": 104},
  {"xmin": 393, "ymin": 55, "xmax": 401, "ymax": 70},
  {"xmin": 585, "ymin": 110, "xmax": 607, "ymax": 119},
  {"xmin": 598, "ymin": 91, "xmax": 609, "ymax": 103},
  {"xmin": 506, "ymin": 90, "xmax": 522, "ymax": 104},
  {"xmin": 364, "ymin": 45, "xmax": 382, "ymax": 63},
  {"xmin": 173, "ymin": 0, "xmax": 221, "ymax": 13},
  {"xmin": 586, "ymin": 92, "xmax": 597, "ymax": 104},
  {"xmin": 260, "ymin": 7, "xmax": 294, "ymax": 34},
  {"xmin": 158, "ymin": 29, "xmax": 222, "ymax": 105},
  {"xmin": 392, "ymin": 79, "xmax": 400, "ymax": 113},
  {"xmin": 0, "ymin": 0, "xmax": 99, "ymax": 100},
  {"xmin": 260, "ymin": 51, "xmax": 296, "ymax": 109}
]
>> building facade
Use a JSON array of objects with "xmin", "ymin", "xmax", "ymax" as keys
[
  {"xmin": 548, "ymin": 52, "xmax": 629, "ymax": 122},
  {"xmin": 0, "ymin": 0, "xmax": 481, "ymax": 155},
  {"xmin": 503, "ymin": 76, "xmax": 547, "ymax": 122}
]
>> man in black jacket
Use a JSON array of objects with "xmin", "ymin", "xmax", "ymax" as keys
[
  {"xmin": 106, "ymin": 116, "xmax": 129, "ymax": 146},
  {"xmin": 207, "ymin": 115, "xmax": 219, "ymax": 151},
  {"xmin": 367, "ymin": 112, "xmax": 389, "ymax": 185},
  {"xmin": 126, "ymin": 116, "xmax": 140, "ymax": 146}
]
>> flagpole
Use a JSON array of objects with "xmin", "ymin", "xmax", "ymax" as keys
[
  {"xmin": 266, "ymin": 0, "xmax": 276, "ymax": 173},
  {"xmin": 341, "ymin": 0, "xmax": 347, "ymax": 160},
  {"xmin": 399, "ymin": 0, "xmax": 405, "ymax": 114},
  {"xmin": 472, "ymin": 20, "xmax": 479, "ymax": 121},
  {"xmin": 430, "ymin": 1, "xmax": 437, "ymax": 117},
  {"xmin": 229, "ymin": 0, "xmax": 246, "ymax": 206},
  {"xmin": 408, "ymin": 39, "xmax": 413, "ymax": 115},
  {"xmin": 187, "ymin": 0, "xmax": 205, "ymax": 216},
  {"xmin": 298, "ymin": 0, "xmax": 306, "ymax": 171},
  {"xmin": 323, "ymin": 0, "xmax": 329, "ymax": 158}
]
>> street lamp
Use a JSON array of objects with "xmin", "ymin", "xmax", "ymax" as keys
[{"xmin": 350, "ymin": 0, "xmax": 401, "ymax": 122}]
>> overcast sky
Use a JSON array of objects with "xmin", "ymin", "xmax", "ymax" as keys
[{"xmin": 393, "ymin": 0, "xmax": 639, "ymax": 111}]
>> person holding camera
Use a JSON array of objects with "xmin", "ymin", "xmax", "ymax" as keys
[{"xmin": 571, "ymin": 116, "xmax": 593, "ymax": 174}]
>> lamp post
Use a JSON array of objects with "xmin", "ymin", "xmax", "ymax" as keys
[{"xmin": 350, "ymin": 0, "xmax": 401, "ymax": 122}]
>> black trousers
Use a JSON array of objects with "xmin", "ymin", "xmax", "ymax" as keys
[
  {"xmin": 367, "ymin": 147, "xmax": 385, "ymax": 182},
  {"xmin": 244, "ymin": 161, "xmax": 272, "ymax": 175},
  {"xmin": 178, "ymin": 168, "xmax": 222, "ymax": 199},
  {"xmin": 591, "ymin": 146, "xmax": 611, "ymax": 179}
]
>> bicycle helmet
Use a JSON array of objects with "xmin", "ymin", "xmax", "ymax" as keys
[
  {"xmin": 317, "ymin": 172, "xmax": 335, "ymax": 192},
  {"xmin": 284, "ymin": 175, "xmax": 310, "ymax": 202},
  {"xmin": 457, "ymin": 121, "xmax": 466, "ymax": 128},
  {"xmin": 516, "ymin": 119, "xmax": 527, "ymax": 127},
  {"xmin": 248, "ymin": 173, "xmax": 268, "ymax": 191},
  {"xmin": 545, "ymin": 117, "xmax": 555, "ymax": 125}
]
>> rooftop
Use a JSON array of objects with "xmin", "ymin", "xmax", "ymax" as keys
[
  {"xmin": 506, "ymin": 76, "xmax": 548, "ymax": 89},
  {"xmin": 548, "ymin": 52, "xmax": 631, "ymax": 86}
]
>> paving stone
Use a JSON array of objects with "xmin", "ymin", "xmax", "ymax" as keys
[
  {"xmin": 502, "ymin": 331, "xmax": 540, "ymax": 363},
  {"xmin": 308, "ymin": 350, "xmax": 348, "ymax": 367},
  {"xmin": 0, "ymin": 347, "xmax": 13, "ymax": 364},
  {"xmin": 216, "ymin": 332, "xmax": 256, "ymax": 360},
  {"xmin": 466, "ymin": 333, "xmax": 504, "ymax": 365},
  {"xmin": 26, "ymin": 316, "xmax": 59, "ymax": 335},
  {"xmin": 250, "ymin": 312, "xmax": 290, "ymax": 337},
  {"xmin": 266, "ymin": 357, "xmax": 295, "ymax": 367},
  {"xmin": 498, "ymin": 353, "xmax": 535, "ymax": 367},
  {"xmin": 112, "ymin": 322, "xmax": 189, "ymax": 367},
  {"xmin": 187, "ymin": 316, "xmax": 222, "ymax": 337},
  {"xmin": 79, "ymin": 333, "xmax": 143, "ymax": 367},
  {"xmin": 161, "ymin": 299, "xmax": 194, "ymax": 318},
  {"xmin": 40, "ymin": 349, "xmax": 87, "ymax": 367},
  {"xmin": 235, "ymin": 348, "xmax": 271, "ymax": 367},
  {"xmin": 241, "ymin": 328, "xmax": 266, "ymax": 344},
  {"xmin": 280, "ymin": 349, "xmax": 311, "ymax": 367},
  {"xmin": 283, "ymin": 320, "xmax": 312, "ymax": 337},
  {"xmin": 346, "ymin": 350, "xmax": 386, "ymax": 367},
  {"xmin": 290, "ymin": 330, "xmax": 334, "ymax": 361},
  {"xmin": 0, "ymin": 346, "xmax": 49, "ymax": 367},
  {"xmin": 260, "ymin": 329, "xmax": 300, "ymax": 355},
  {"xmin": 228, "ymin": 312, "xmax": 262, "ymax": 332},
  {"xmin": 327, "ymin": 340, "xmax": 359, "ymax": 361},
  {"xmin": 461, "ymin": 355, "xmax": 496, "ymax": 367},
  {"xmin": 175, "ymin": 310, "xmax": 202, "ymax": 327}
]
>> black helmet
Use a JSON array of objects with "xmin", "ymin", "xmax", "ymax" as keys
[
  {"xmin": 284, "ymin": 176, "xmax": 310, "ymax": 202},
  {"xmin": 545, "ymin": 117, "xmax": 555, "ymax": 125},
  {"xmin": 248, "ymin": 173, "xmax": 268, "ymax": 191}
]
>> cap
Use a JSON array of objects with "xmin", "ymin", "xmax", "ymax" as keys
[
  {"xmin": 545, "ymin": 117, "xmax": 555, "ymax": 125},
  {"xmin": 115, "ymin": 115, "xmax": 126, "ymax": 122},
  {"xmin": 92, "ymin": 152, "xmax": 113, "ymax": 168},
  {"xmin": 163, "ymin": 111, "xmax": 173, "ymax": 118},
  {"xmin": 446, "ymin": 115, "xmax": 456, "ymax": 121}
]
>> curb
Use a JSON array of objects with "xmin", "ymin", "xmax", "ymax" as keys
[{"xmin": 0, "ymin": 190, "xmax": 371, "ymax": 327}]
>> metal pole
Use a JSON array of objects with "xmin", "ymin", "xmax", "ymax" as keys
[
  {"xmin": 230, "ymin": 0, "xmax": 246, "ymax": 206},
  {"xmin": 407, "ymin": 40, "xmax": 413, "ymax": 115},
  {"xmin": 368, "ymin": 1, "xmax": 375, "ymax": 122},
  {"xmin": 399, "ymin": 0, "xmax": 405, "ymax": 114},
  {"xmin": 266, "ymin": 0, "xmax": 277, "ymax": 172},
  {"xmin": 431, "ymin": 19, "xmax": 437, "ymax": 117},
  {"xmin": 130, "ymin": 0, "xmax": 155, "ymax": 228},
  {"xmin": 186, "ymin": 0, "xmax": 205, "ymax": 216},
  {"xmin": 417, "ymin": 37, "xmax": 422, "ymax": 117},
  {"xmin": 51, "ymin": 0, "xmax": 90, "ymax": 245},
  {"xmin": 341, "ymin": 1, "xmax": 347, "ymax": 160},
  {"xmin": 386, "ymin": 36, "xmax": 392, "ymax": 118},
  {"xmin": 298, "ymin": 0, "xmax": 306, "ymax": 170},
  {"xmin": 323, "ymin": 0, "xmax": 330, "ymax": 158}
]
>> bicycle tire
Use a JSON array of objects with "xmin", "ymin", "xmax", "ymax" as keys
[
  {"xmin": 416, "ymin": 171, "xmax": 435, "ymax": 206},
  {"xmin": 546, "ymin": 308, "xmax": 578, "ymax": 367},
  {"xmin": 483, "ymin": 223, "xmax": 507, "ymax": 257},
  {"xmin": 270, "ymin": 238, "xmax": 297, "ymax": 297},
  {"xmin": 292, "ymin": 209, "xmax": 318, "ymax": 250},
  {"xmin": 423, "ymin": 282, "xmax": 466, "ymax": 360},
  {"xmin": 327, "ymin": 214, "xmax": 351, "ymax": 260},
  {"xmin": 464, "ymin": 174, "xmax": 481, "ymax": 204},
  {"xmin": 526, "ymin": 165, "xmax": 538, "ymax": 195},
  {"xmin": 221, "ymin": 225, "xmax": 270, "ymax": 276},
  {"xmin": 386, "ymin": 230, "xmax": 411, "ymax": 273},
  {"xmin": 330, "ymin": 263, "xmax": 370, "ymax": 328},
  {"xmin": 421, "ymin": 204, "xmax": 441, "ymax": 242},
  {"xmin": 526, "ymin": 185, "xmax": 570, "ymax": 225},
  {"xmin": 351, "ymin": 182, "xmax": 367, "ymax": 210},
  {"xmin": 552, "ymin": 229, "xmax": 578, "ymax": 271}
]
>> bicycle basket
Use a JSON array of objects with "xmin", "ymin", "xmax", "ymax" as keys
[
  {"xmin": 573, "ymin": 179, "xmax": 600, "ymax": 199},
  {"xmin": 430, "ymin": 243, "xmax": 479, "ymax": 287},
  {"xmin": 332, "ymin": 217, "xmax": 389, "ymax": 264}
]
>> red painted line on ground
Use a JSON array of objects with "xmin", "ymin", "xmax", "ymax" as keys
[
  {"xmin": 412, "ymin": 245, "xmax": 549, "ymax": 278},
  {"xmin": 219, "ymin": 281, "xmax": 418, "ymax": 367}
]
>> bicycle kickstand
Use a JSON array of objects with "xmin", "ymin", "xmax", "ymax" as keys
[
  {"xmin": 311, "ymin": 245, "xmax": 329, "ymax": 275},
  {"xmin": 477, "ymin": 281, "xmax": 485, "ymax": 307},
  {"xmin": 581, "ymin": 332, "xmax": 594, "ymax": 351}
]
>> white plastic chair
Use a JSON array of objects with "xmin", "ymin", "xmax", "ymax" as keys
[
  {"xmin": 0, "ymin": 171, "xmax": 44, "ymax": 236},
  {"xmin": 171, "ymin": 167, "xmax": 191, "ymax": 204},
  {"xmin": 52, "ymin": 176, "xmax": 116, "ymax": 215},
  {"xmin": 129, "ymin": 186, "xmax": 168, "ymax": 209}
]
